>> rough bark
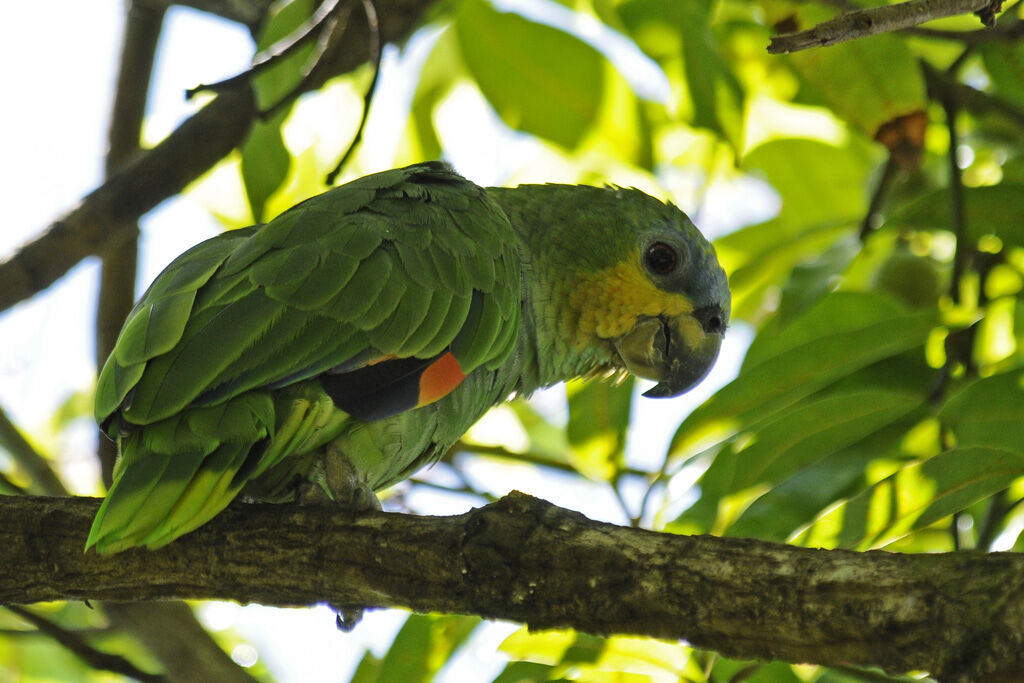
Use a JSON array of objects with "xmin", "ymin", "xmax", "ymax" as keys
[{"xmin": 2, "ymin": 492, "xmax": 1023, "ymax": 681}]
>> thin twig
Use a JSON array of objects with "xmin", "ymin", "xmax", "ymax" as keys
[
  {"xmin": 186, "ymin": 0, "xmax": 344, "ymax": 101},
  {"xmin": 326, "ymin": 0, "xmax": 382, "ymax": 185},
  {"xmin": 409, "ymin": 476, "xmax": 499, "ymax": 502},
  {"xmin": 609, "ymin": 473, "xmax": 639, "ymax": 527},
  {"xmin": 4, "ymin": 606, "xmax": 166, "ymax": 683},
  {"xmin": 942, "ymin": 87, "xmax": 969, "ymax": 306},
  {"xmin": 924, "ymin": 61, "xmax": 1024, "ymax": 129},
  {"xmin": 258, "ymin": 3, "xmax": 354, "ymax": 120},
  {"xmin": 831, "ymin": 664, "xmax": 927, "ymax": 682},
  {"xmin": 976, "ymin": 490, "xmax": 1011, "ymax": 550},
  {"xmin": 859, "ymin": 154, "xmax": 900, "ymax": 242},
  {"xmin": 454, "ymin": 441, "xmax": 651, "ymax": 478},
  {"xmin": 0, "ymin": 405, "xmax": 66, "ymax": 496},
  {"xmin": 768, "ymin": 0, "xmax": 998, "ymax": 53}
]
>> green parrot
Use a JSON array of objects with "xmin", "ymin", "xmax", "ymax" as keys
[{"xmin": 88, "ymin": 161, "xmax": 729, "ymax": 553}]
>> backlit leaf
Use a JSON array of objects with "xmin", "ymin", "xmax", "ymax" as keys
[
  {"xmin": 670, "ymin": 292, "xmax": 935, "ymax": 460},
  {"xmin": 455, "ymin": 0, "xmax": 604, "ymax": 148}
]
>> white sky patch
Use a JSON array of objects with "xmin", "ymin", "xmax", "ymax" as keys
[{"xmin": 143, "ymin": 6, "xmax": 254, "ymax": 144}]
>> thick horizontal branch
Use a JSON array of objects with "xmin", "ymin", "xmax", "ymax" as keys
[
  {"xmin": 768, "ymin": 0, "xmax": 997, "ymax": 53},
  {"xmin": 3, "ymin": 493, "xmax": 1023, "ymax": 681}
]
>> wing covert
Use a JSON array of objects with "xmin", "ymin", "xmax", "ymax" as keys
[{"xmin": 106, "ymin": 162, "xmax": 523, "ymax": 428}]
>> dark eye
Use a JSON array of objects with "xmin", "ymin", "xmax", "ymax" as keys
[{"xmin": 644, "ymin": 242, "xmax": 678, "ymax": 275}]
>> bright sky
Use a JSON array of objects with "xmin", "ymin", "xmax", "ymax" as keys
[{"xmin": 2, "ymin": 2, "xmax": 758, "ymax": 680}]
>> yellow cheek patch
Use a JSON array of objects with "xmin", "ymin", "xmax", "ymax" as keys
[{"xmin": 568, "ymin": 260, "xmax": 693, "ymax": 345}]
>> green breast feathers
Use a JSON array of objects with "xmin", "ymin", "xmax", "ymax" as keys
[{"xmin": 88, "ymin": 161, "xmax": 729, "ymax": 553}]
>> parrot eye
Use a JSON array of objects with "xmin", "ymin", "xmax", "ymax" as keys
[{"xmin": 644, "ymin": 242, "xmax": 678, "ymax": 275}]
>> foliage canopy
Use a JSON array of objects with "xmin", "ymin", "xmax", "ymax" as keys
[{"xmin": 3, "ymin": 0, "xmax": 1024, "ymax": 679}]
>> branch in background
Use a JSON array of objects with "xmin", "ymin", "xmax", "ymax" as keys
[
  {"xmin": 923, "ymin": 61, "xmax": 1024, "ymax": 130},
  {"xmin": 768, "ymin": 0, "xmax": 999, "ymax": 53},
  {"xmin": 0, "ymin": 406, "xmax": 66, "ymax": 496},
  {"xmin": 941, "ymin": 83, "xmax": 969, "ymax": 307},
  {"xmin": 859, "ymin": 154, "xmax": 900, "ymax": 241},
  {"xmin": 453, "ymin": 441, "xmax": 651, "ymax": 478},
  {"xmin": 4, "ymin": 606, "xmax": 166, "ymax": 683},
  {"xmin": 185, "ymin": 0, "xmax": 345, "ymax": 104},
  {"xmin": 137, "ymin": 0, "xmax": 274, "ymax": 31},
  {"xmin": 0, "ymin": 85, "xmax": 256, "ymax": 316},
  {"xmin": 0, "ymin": 470, "xmax": 26, "ymax": 494},
  {"xmin": 95, "ymin": 1, "xmax": 165, "ymax": 486},
  {"xmin": 327, "ymin": 0, "xmax": 383, "ymax": 184},
  {"xmin": 90, "ymin": 8, "xmax": 261, "ymax": 683},
  {"xmin": 3, "ymin": 494, "xmax": 1024, "ymax": 681},
  {"xmin": 0, "ymin": 0, "xmax": 439, "ymax": 317}
]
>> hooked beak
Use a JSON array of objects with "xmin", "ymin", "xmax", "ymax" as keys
[{"xmin": 613, "ymin": 310, "xmax": 724, "ymax": 398}]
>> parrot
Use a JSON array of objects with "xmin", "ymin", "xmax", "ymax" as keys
[{"xmin": 87, "ymin": 161, "xmax": 729, "ymax": 553}]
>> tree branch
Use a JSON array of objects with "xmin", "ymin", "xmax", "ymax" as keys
[
  {"xmin": 0, "ymin": 405, "xmax": 67, "ymax": 496},
  {"xmin": 768, "ymin": 0, "xmax": 1000, "ymax": 53},
  {"xmin": 4, "ymin": 606, "xmax": 165, "ymax": 683},
  {"xmin": 0, "ymin": 85, "xmax": 256, "ymax": 316},
  {"xmin": 0, "ymin": 0, "xmax": 440, "ymax": 317},
  {"xmin": 137, "ymin": 0, "xmax": 274, "ymax": 31},
  {"xmin": 96, "ymin": 1, "xmax": 166, "ymax": 485},
  {"xmin": 2, "ymin": 493, "xmax": 1023, "ymax": 681}
]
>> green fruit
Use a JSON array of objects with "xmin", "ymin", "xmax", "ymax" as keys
[{"xmin": 873, "ymin": 247, "xmax": 944, "ymax": 308}]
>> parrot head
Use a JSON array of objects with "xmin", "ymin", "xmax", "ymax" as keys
[
  {"xmin": 496, "ymin": 183, "xmax": 730, "ymax": 398},
  {"xmin": 611, "ymin": 235, "xmax": 729, "ymax": 398}
]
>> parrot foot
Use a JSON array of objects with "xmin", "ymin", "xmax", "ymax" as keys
[
  {"xmin": 333, "ymin": 606, "xmax": 365, "ymax": 632},
  {"xmin": 298, "ymin": 445, "xmax": 382, "ymax": 513}
]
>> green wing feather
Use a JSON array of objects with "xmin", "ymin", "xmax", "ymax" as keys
[{"xmin": 88, "ymin": 162, "xmax": 522, "ymax": 552}]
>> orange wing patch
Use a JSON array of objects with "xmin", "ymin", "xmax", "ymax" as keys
[{"xmin": 417, "ymin": 352, "xmax": 466, "ymax": 407}]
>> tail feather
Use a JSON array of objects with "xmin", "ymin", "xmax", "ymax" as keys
[
  {"xmin": 137, "ymin": 440, "xmax": 253, "ymax": 548},
  {"xmin": 87, "ymin": 396, "xmax": 275, "ymax": 554}
]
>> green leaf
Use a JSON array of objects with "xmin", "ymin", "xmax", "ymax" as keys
[
  {"xmin": 802, "ymin": 447, "xmax": 1024, "ymax": 549},
  {"xmin": 241, "ymin": 112, "xmax": 291, "ymax": 222},
  {"xmin": 771, "ymin": 236, "xmax": 859, "ymax": 326},
  {"xmin": 252, "ymin": 0, "xmax": 317, "ymax": 111},
  {"xmin": 237, "ymin": 0, "xmax": 318, "ymax": 220},
  {"xmin": 940, "ymin": 369, "xmax": 1024, "ymax": 453},
  {"xmin": 350, "ymin": 652, "xmax": 384, "ymax": 683},
  {"xmin": 981, "ymin": 42, "xmax": 1024, "ymax": 108},
  {"xmin": 616, "ymin": 0, "xmax": 744, "ymax": 146},
  {"xmin": 455, "ymin": 0, "xmax": 604, "ymax": 148},
  {"xmin": 566, "ymin": 377, "xmax": 634, "ymax": 478},
  {"xmin": 672, "ymin": 389, "xmax": 923, "ymax": 534},
  {"xmin": 507, "ymin": 398, "xmax": 573, "ymax": 465},
  {"xmin": 736, "ymin": 138, "xmax": 878, "ymax": 241},
  {"xmin": 787, "ymin": 33, "xmax": 926, "ymax": 137},
  {"xmin": 670, "ymin": 292, "xmax": 935, "ymax": 460},
  {"xmin": 403, "ymin": 27, "xmax": 465, "ymax": 162},
  {"xmin": 726, "ymin": 411, "xmax": 922, "ymax": 541},
  {"xmin": 375, "ymin": 614, "xmax": 480, "ymax": 682},
  {"xmin": 718, "ymin": 137, "xmax": 878, "ymax": 319},
  {"xmin": 491, "ymin": 661, "xmax": 561, "ymax": 683},
  {"xmin": 883, "ymin": 184, "xmax": 1024, "ymax": 249}
]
